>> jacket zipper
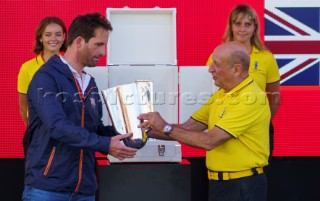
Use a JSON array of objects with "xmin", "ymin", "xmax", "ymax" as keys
[
  {"xmin": 72, "ymin": 73, "xmax": 97, "ymax": 192},
  {"xmin": 74, "ymin": 148, "xmax": 83, "ymax": 192},
  {"xmin": 43, "ymin": 147, "xmax": 56, "ymax": 176}
]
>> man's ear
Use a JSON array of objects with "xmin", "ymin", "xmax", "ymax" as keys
[
  {"xmin": 233, "ymin": 63, "xmax": 242, "ymax": 77},
  {"xmin": 74, "ymin": 36, "xmax": 84, "ymax": 48}
]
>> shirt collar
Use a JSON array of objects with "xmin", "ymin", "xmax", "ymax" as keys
[
  {"xmin": 36, "ymin": 54, "xmax": 45, "ymax": 65},
  {"xmin": 251, "ymin": 46, "xmax": 259, "ymax": 54},
  {"xmin": 221, "ymin": 76, "xmax": 253, "ymax": 95},
  {"xmin": 59, "ymin": 56, "xmax": 87, "ymax": 77}
]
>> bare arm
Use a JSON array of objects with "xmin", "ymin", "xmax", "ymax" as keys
[
  {"xmin": 138, "ymin": 112, "xmax": 233, "ymax": 151},
  {"xmin": 146, "ymin": 117, "xmax": 207, "ymax": 140},
  {"xmin": 169, "ymin": 125, "xmax": 233, "ymax": 151},
  {"xmin": 18, "ymin": 93, "xmax": 28, "ymax": 126},
  {"xmin": 266, "ymin": 81, "xmax": 280, "ymax": 119}
]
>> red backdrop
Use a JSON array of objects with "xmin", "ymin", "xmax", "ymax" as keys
[{"xmin": 2, "ymin": 0, "xmax": 318, "ymax": 158}]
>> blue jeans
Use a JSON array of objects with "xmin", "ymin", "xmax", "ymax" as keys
[
  {"xmin": 22, "ymin": 185, "xmax": 95, "ymax": 201},
  {"xmin": 208, "ymin": 173, "xmax": 267, "ymax": 201}
]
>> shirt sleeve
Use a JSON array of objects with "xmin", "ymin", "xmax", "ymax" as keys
[
  {"xmin": 191, "ymin": 94, "xmax": 216, "ymax": 125},
  {"xmin": 266, "ymin": 52, "xmax": 280, "ymax": 84},
  {"xmin": 17, "ymin": 65, "xmax": 29, "ymax": 94}
]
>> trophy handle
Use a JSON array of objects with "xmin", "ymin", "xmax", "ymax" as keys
[{"xmin": 122, "ymin": 129, "xmax": 148, "ymax": 149}]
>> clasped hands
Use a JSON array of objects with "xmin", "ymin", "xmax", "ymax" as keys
[{"xmin": 108, "ymin": 112, "xmax": 167, "ymax": 160}]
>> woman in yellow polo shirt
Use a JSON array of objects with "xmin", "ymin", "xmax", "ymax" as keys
[
  {"xmin": 17, "ymin": 16, "xmax": 67, "ymax": 157},
  {"xmin": 206, "ymin": 4, "xmax": 280, "ymax": 156}
]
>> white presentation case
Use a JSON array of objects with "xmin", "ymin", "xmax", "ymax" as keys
[{"xmin": 94, "ymin": 7, "xmax": 181, "ymax": 163}]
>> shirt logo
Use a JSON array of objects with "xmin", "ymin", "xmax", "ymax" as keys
[
  {"xmin": 219, "ymin": 107, "xmax": 226, "ymax": 118},
  {"xmin": 90, "ymin": 97, "xmax": 96, "ymax": 108},
  {"xmin": 254, "ymin": 61, "xmax": 258, "ymax": 70}
]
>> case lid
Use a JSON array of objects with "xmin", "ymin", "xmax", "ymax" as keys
[{"xmin": 107, "ymin": 7, "xmax": 177, "ymax": 65}]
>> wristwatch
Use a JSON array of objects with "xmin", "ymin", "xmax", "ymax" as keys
[{"xmin": 163, "ymin": 124, "xmax": 173, "ymax": 135}]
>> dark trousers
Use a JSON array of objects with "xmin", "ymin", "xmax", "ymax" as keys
[
  {"xmin": 208, "ymin": 174, "xmax": 267, "ymax": 201},
  {"xmin": 264, "ymin": 122, "xmax": 274, "ymax": 176},
  {"xmin": 269, "ymin": 122, "xmax": 274, "ymax": 159}
]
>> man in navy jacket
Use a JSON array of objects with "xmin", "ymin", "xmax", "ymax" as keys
[{"xmin": 22, "ymin": 13, "xmax": 137, "ymax": 201}]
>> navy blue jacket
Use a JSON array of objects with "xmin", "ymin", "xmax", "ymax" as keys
[{"xmin": 25, "ymin": 55, "xmax": 116, "ymax": 194}]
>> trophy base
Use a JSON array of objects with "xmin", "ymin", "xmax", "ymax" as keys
[{"xmin": 108, "ymin": 139, "xmax": 182, "ymax": 163}]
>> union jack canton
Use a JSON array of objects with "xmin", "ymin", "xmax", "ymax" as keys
[{"xmin": 264, "ymin": 0, "xmax": 320, "ymax": 85}]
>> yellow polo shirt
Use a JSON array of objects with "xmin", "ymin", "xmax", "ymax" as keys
[
  {"xmin": 206, "ymin": 46, "xmax": 280, "ymax": 91},
  {"xmin": 18, "ymin": 55, "xmax": 44, "ymax": 94},
  {"xmin": 192, "ymin": 77, "xmax": 270, "ymax": 171}
]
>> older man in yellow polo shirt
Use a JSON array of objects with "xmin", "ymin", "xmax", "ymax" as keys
[{"xmin": 138, "ymin": 41, "xmax": 270, "ymax": 201}]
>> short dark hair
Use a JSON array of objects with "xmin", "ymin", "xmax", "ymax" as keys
[
  {"xmin": 67, "ymin": 12, "xmax": 113, "ymax": 46},
  {"xmin": 33, "ymin": 16, "xmax": 67, "ymax": 54}
]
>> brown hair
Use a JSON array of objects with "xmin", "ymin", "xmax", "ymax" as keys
[
  {"xmin": 222, "ymin": 4, "xmax": 267, "ymax": 51},
  {"xmin": 67, "ymin": 12, "xmax": 113, "ymax": 46},
  {"xmin": 33, "ymin": 16, "xmax": 67, "ymax": 54}
]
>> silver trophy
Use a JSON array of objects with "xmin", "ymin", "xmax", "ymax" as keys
[{"xmin": 101, "ymin": 80, "xmax": 154, "ymax": 149}]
